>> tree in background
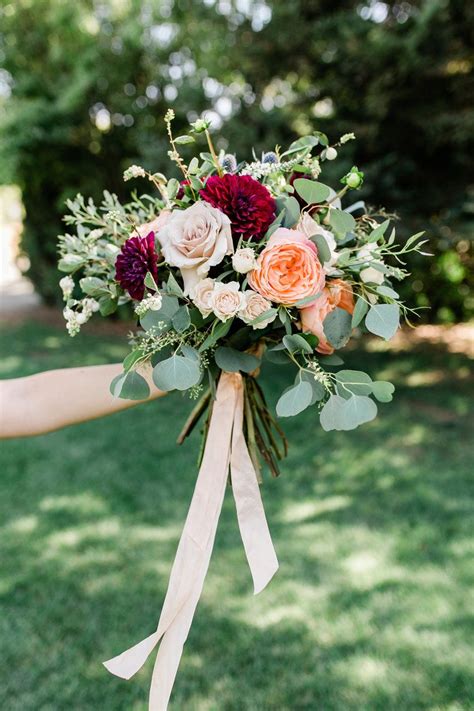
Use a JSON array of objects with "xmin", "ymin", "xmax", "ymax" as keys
[{"xmin": 1, "ymin": 0, "xmax": 472, "ymax": 320}]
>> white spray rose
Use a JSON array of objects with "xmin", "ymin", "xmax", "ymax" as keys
[
  {"xmin": 232, "ymin": 247, "xmax": 257, "ymax": 274},
  {"xmin": 360, "ymin": 267, "xmax": 384, "ymax": 285},
  {"xmin": 239, "ymin": 291, "xmax": 276, "ymax": 329},
  {"xmin": 158, "ymin": 202, "xmax": 233, "ymax": 295},
  {"xmin": 210, "ymin": 281, "xmax": 244, "ymax": 322},
  {"xmin": 297, "ymin": 213, "xmax": 339, "ymax": 274},
  {"xmin": 192, "ymin": 278, "xmax": 215, "ymax": 317}
]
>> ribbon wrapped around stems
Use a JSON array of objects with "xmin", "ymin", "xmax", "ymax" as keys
[{"xmin": 103, "ymin": 371, "xmax": 278, "ymax": 710}]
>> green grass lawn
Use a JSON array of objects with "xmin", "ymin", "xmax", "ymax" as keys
[{"xmin": 1, "ymin": 319, "xmax": 473, "ymax": 711}]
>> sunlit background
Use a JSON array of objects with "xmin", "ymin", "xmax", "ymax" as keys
[{"xmin": 0, "ymin": 2, "xmax": 473, "ymax": 710}]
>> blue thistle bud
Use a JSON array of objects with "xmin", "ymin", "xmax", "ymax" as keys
[
  {"xmin": 220, "ymin": 154, "xmax": 238, "ymax": 173},
  {"xmin": 262, "ymin": 151, "xmax": 278, "ymax": 164}
]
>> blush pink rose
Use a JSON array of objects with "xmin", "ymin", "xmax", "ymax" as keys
[
  {"xmin": 136, "ymin": 210, "xmax": 172, "ymax": 237},
  {"xmin": 248, "ymin": 228, "xmax": 325, "ymax": 306},
  {"xmin": 299, "ymin": 279, "xmax": 355, "ymax": 354}
]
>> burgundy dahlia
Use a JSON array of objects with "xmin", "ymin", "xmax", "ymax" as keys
[
  {"xmin": 200, "ymin": 174, "xmax": 276, "ymax": 240},
  {"xmin": 115, "ymin": 232, "xmax": 159, "ymax": 300}
]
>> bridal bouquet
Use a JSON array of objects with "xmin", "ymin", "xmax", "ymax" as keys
[{"xmin": 57, "ymin": 110, "xmax": 426, "ymax": 709}]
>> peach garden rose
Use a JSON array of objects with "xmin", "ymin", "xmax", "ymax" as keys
[{"xmin": 248, "ymin": 227, "xmax": 325, "ymax": 306}]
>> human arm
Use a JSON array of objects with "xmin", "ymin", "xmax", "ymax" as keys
[{"xmin": 0, "ymin": 363, "xmax": 165, "ymax": 439}]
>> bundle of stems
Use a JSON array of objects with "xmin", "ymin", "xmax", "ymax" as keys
[{"xmin": 176, "ymin": 372, "xmax": 288, "ymax": 481}]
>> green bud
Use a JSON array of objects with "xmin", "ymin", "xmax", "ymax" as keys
[
  {"xmin": 342, "ymin": 166, "xmax": 364, "ymax": 189},
  {"xmin": 190, "ymin": 118, "xmax": 210, "ymax": 133}
]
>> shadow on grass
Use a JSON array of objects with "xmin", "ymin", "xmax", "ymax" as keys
[{"xmin": 0, "ymin": 321, "xmax": 473, "ymax": 709}]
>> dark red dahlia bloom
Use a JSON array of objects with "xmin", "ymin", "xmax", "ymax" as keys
[
  {"xmin": 115, "ymin": 232, "xmax": 159, "ymax": 300},
  {"xmin": 200, "ymin": 174, "xmax": 276, "ymax": 240}
]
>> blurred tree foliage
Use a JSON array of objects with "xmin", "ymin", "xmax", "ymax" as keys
[{"xmin": 0, "ymin": 0, "xmax": 472, "ymax": 320}]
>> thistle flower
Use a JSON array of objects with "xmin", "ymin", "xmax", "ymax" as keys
[{"xmin": 220, "ymin": 154, "xmax": 238, "ymax": 173}]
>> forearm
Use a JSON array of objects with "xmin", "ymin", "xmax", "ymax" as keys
[{"xmin": 0, "ymin": 364, "xmax": 165, "ymax": 439}]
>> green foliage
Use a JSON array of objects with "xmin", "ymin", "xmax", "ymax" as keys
[{"xmin": 0, "ymin": 0, "xmax": 472, "ymax": 318}]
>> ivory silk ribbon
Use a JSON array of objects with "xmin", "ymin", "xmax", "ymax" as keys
[{"xmin": 103, "ymin": 371, "xmax": 278, "ymax": 710}]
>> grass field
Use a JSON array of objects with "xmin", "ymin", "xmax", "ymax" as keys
[{"xmin": 0, "ymin": 319, "xmax": 473, "ymax": 710}]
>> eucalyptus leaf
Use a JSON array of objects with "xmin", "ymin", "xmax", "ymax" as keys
[
  {"xmin": 318, "ymin": 354, "xmax": 344, "ymax": 366},
  {"xmin": 214, "ymin": 347, "xmax": 260, "ymax": 373},
  {"xmin": 144, "ymin": 272, "xmax": 159, "ymax": 291},
  {"xmin": 298, "ymin": 370, "xmax": 325, "ymax": 403},
  {"xmin": 172, "ymin": 305, "xmax": 191, "ymax": 332},
  {"xmin": 310, "ymin": 234, "xmax": 331, "ymax": 264},
  {"xmin": 329, "ymin": 209, "xmax": 356, "ymax": 236},
  {"xmin": 323, "ymin": 307, "xmax": 352, "ymax": 349},
  {"xmin": 166, "ymin": 272, "xmax": 184, "ymax": 297},
  {"xmin": 372, "ymin": 380, "xmax": 395, "ymax": 403},
  {"xmin": 98, "ymin": 295, "xmax": 118, "ymax": 317},
  {"xmin": 293, "ymin": 179, "xmax": 331, "ymax": 205},
  {"xmin": 376, "ymin": 285, "xmax": 399, "ymax": 299},
  {"xmin": 320, "ymin": 395, "xmax": 348, "ymax": 431},
  {"xmin": 276, "ymin": 381, "xmax": 313, "ymax": 417},
  {"xmin": 336, "ymin": 370, "xmax": 373, "ymax": 397},
  {"xmin": 79, "ymin": 276, "xmax": 108, "ymax": 296},
  {"xmin": 110, "ymin": 371, "xmax": 150, "ymax": 400},
  {"xmin": 365, "ymin": 304, "xmax": 400, "ymax": 340},
  {"xmin": 352, "ymin": 297, "xmax": 369, "ymax": 328},
  {"xmin": 153, "ymin": 354, "xmax": 201, "ymax": 391},
  {"xmin": 283, "ymin": 334, "xmax": 313, "ymax": 354},
  {"xmin": 282, "ymin": 196, "xmax": 301, "ymax": 227}
]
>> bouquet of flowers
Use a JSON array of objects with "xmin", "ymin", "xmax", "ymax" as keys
[{"xmin": 57, "ymin": 110, "xmax": 427, "ymax": 710}]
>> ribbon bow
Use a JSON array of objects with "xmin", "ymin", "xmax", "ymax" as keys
[{"xmin": 104, "ymin": 372, "xmax": 278, "ymax": 710}]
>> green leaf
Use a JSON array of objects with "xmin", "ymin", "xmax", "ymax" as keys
[
  {"xmin": 180, "ymin": 345, "xmax": 200, "ymax": 362},
  {"xmin": 283, "ymin": 334, "xmax": 313, "ymax": 354},
  {"xmin": 153, "ymin": 354, "xmax": 201, "ymax": 391},
  {"xmin": 144, "ymin": 272, "xmax": 159, "ymax": 291},
  {"xmin": 198, "ymin": 318, "xmax": 233, "ymax": 352},
  {"xmin": 376, "ymin": 285, "xmax": 399, "ymax": 299},
  {"xmin": 58, "ymin": 255, "xmax": 85, "ymax": 273},
  {"xmin": 298, "ymin": 370, "xmax": 325, "ymax": 403},
  {"xmin": 172, "ymin": 305, "xmax": 191, "ymax": 332},
  {"xmin": 140, "ymin": 295, "xmax": 180, "ymax": 331},
  {"xmin": 323, "ymin": 307, "xmax": 352, "ymax": 349},
  {"xmin": 276, "ymin": 381, "xmax": 313, "ymax": 417},
  {"xmin": 174, "ymin": 135, "xmax": 195, "ymax": 145},
  {"xmin": 329, "ymin": 209, "xmax": 356, "ymax": 236},
  {"xmin": 318, "ymin": 354, "xmax": 344, "ymax": 366},
  {"xmin": 352, "ymin": 297, "xmax": 369, "ymax": 328},
  {"xmin": 365, "ymin": 304, "xmax": 400, "ymax": 340},
  {"xmin": 372, "ymin": 380, "xmax": 395, "ymax": 403},
  {"xmin": 214, "ymin": 347, "xmax": 260, "ymax": 373},
  {"xmin": 336, "ymin": 370, "xmax": 373, "ymax": 397},
  {"xmin": 123, "ymin": 350, "xmax": 145, "ymax": 372},
  {"xmin": 110, "ymin": 371, "xmax": 150, "ymax": 400},
  {"xmin": 293, "ymin": 179, "xmax": 331, "ymax": 205},
  {"xmin": 282, "ymin": 196, "xmax": 301, "ymax": 227},
  {"xmin": 166, "ymin": 272, "xmax": 184, "ymax": 297},
  {"xmin": 309, "ymin": 234, "xmax": 331, "ymax": 264},
  {"xmin": 265, "ymin": 346, "xmax": 291, "ymax": 365},
  {"xmin": 320, "ymin": 393, "xmax": 377, "ymax": 431},
  {"xmin": 367, "ymin": 219, "xmax": 390, "ymax": 243},
  {"xmin": 265, "ymin": 208, "xmax": 285, "ymax": 238},
  {"xmin": 79, "ymin": 276, "xmax": 108, "ymax": 296},
  {"xmin": 295, "ymin": 292, "xmax": 323, "ymax": 308},
  {"xmin": 98, "ymin": 295, "xmax": 118, "ymax": 316},
  {"xmin": 281, "ymin": 135, "xmax": 320, "ymax": 158},
  {"xmin": 249, "ymin": 307, "xmax": 278, "ymax": 327},
  {"xmin": 320, "ymin": 394, "xmax": 346, "ymax": 431}
]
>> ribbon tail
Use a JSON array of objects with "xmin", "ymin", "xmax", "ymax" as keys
[
  {"xmin": 231, "ymin": 384, "xmax": 279, "ymax": 595},
  {"xmin": 103, "ymin": 372, "xmax": 240, "ymax": 711}
]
